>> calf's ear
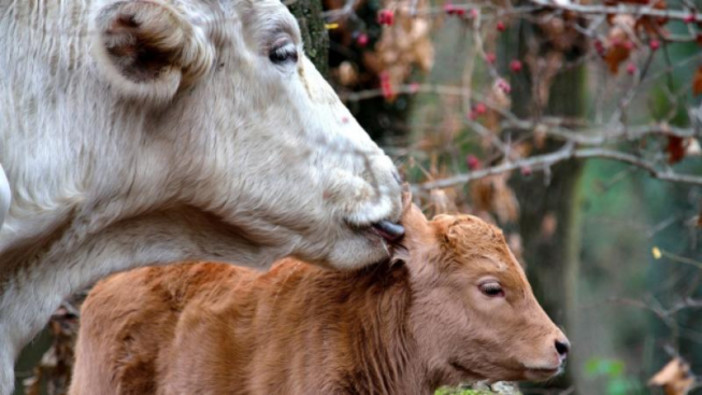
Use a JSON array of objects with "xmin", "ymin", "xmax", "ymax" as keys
[
  {"xmin": 93, "ymin": 1, "xmax": 214, "ymax": 103},
  {"xmin": 398, "ymin": 200, "xmax": 431, "ymax": 250},
  {"xmin": 400, "ymin": 186, "xmax": 413, "ymax": 216}
]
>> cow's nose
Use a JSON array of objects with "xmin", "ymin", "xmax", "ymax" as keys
[{"xmin": 555, "ymin": 339, "xmax": 570, "ymax": 358}]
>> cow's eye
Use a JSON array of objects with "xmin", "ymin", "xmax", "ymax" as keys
[
  {"xmin": 269, "ymin": 41, "xmax": 298, "ymax": 64},
  {"xmin": 479, "ymin": 281, "xmax": 505, "ymax": 297}
]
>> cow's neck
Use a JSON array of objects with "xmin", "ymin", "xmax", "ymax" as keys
[{"xmin": 0, "ymin": 206, "xmax": 283, "ymax": 361}]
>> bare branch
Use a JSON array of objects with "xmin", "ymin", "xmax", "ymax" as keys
[
  {"xmin": 530, "ymin": 0, "xmax": 702, "ymax": 23},
  {"xmin": 418, "ymin": 145, "xmax": 702, "ymax": 190}
]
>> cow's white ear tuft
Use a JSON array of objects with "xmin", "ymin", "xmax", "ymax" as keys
[{"xmin": 92, "ymin": 1, "xmax": 214, "ymax": 103}]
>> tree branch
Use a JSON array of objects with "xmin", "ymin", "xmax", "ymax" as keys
[
  {"xmin": 418, "ymin": 145, "xmax": 702, "ymax": 190},
  {"xmin": 529, "ymin": 0, "xmax": 702, "ymax": 23}
]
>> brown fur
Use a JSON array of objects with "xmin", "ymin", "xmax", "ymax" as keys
[{"xmin": 70, "ymin": 204, "xmax": 568, "ymax": 395}]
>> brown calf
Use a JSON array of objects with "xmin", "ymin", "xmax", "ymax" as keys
[{"xmin": 69, "ymin": 203, "xmax": 569, "ymax": 395}]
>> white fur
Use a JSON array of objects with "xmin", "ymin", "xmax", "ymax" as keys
[
  {"xmin": 0, "ymin": 164, "xmax": 9, "ymax": 228},
  {"xmin": 0, "ymin": 1, "xmax": 402, "ymax": 393}
]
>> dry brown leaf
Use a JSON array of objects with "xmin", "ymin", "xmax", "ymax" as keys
[
  {"xmin": 429, "ymin": 188, "xmax": 458, "ymax": 216},
  {"xmin": 605, "ymin": 0, "xmax": 668, "ymax": 37},
  {"xmin": 484, "ymin": 80, "xmax": 509, "ymax": 134},
  {"xmin": 371, "ymin": 0, "xmax": 434, "ymax": 91},
  {"xmin": 603, "ymin": 14, "xmax": 636, "ymax": 74},
  {"xmin": 533, "ymin": 124, "xmax": 548, "ymax": 149},
  {"xmin": 336, "ymin": 61, "xmax": 359, "ymax": 87},
  {"xmin": 667, "ymin": 135, "xmax": 686, "ymax": 164},
  {"xmin": 512, "ymin": 142, "xmax": 533, "ymax": 159},
  {"xmin": 693, "ymin": 66, "xmax": 702, "ymax": 96},
  {"xmin": 540, "ymin": 212, "xmax": 558, "ymax": 240},
  {"xmin": 685, "ymin": 138, "xmax": 701, "ymax": 156},
  {"xmin": 470, "ymin": 173, "xmax": 520, "ymax": 223},
  {"xmin": 536, "ymin": 11, "xmax": 583, "ymax": 53},
  {"xmin": 525, "ymin": 51, "xmax": 564, "ymax": 108},
  {"xmin": 324, "ymin": 0, "xmax": 433, "ymax": 99},
  {"xmin": 648, "ymin": 357, "xmax": 695, "ymax": 395}
]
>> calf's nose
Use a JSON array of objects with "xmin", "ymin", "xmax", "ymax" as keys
[{"xmin": 555, "ymin": 338, "xmax": 570, "ymax": 359}]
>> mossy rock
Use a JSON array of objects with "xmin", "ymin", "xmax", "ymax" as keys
[
  {"xmin": 434, "ymin": 387, "xmax": 495, "ymax": 395},
  {"xmin": 435, "ymin": 382, "xmax": 522, "ymax": 395}
]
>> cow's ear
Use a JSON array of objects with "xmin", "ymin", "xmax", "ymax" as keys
[{"xmin": 93, "ymin": 1, "xmax": 214, "ymax": 102}]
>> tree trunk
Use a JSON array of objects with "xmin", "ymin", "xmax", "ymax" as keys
[
  {"xmin": 508, "ymin": 20, "xmax": 587, "ymax": 394},
  {"xmin": 288, "ymin": 0, "xmax": 329, "ymax": 77}
]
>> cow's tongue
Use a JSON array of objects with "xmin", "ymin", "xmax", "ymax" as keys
[{"xmin": 372, "ymin": 221, "xmax": 405, "ymax": 242}]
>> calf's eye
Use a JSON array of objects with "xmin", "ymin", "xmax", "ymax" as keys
[{"xmin": 479, "ymin": 282, "xmax": 505, "ymax": 297}]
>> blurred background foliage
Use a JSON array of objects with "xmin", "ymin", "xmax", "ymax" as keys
[{"xmin": 319, "ymin": 0, "xmax": 702, "ymax": 394}]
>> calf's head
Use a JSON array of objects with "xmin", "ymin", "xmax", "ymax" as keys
[
  {"xmin": 89, "ymin": 0, "xmax": 402, "ymax": 268},
  {"xmin": 396, "ymin": 202, "xmax": 569, "ymax": 383}
]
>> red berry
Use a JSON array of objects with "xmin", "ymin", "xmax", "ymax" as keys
[
  {"xmin": 496, "ymin": 78, "xmax": 511, "ymax": 94},
  {"xmin": 650, "ymin": 39, "xmax": 661, "ymax": 51},
  {"xmin": 593, "ymin": 39, "xmax": 605, "ymax": 55},
  {"xmin": 378, "ymin": 9, "xmax": 394, "ymax": 26},
  {"xmin": 380, "ymin": 72, "xmax": 394, "ymax": 100},
  {"xmin": 510, "ymin": 59, "xmax": 523, "ymax": 72},
  {"xmin": 455, "ymin": 8, "xmax": 466, "ymax": 16},
  {"xmin": 475, "ymin": 102, "xmax": 487, "ymax": 115},
  {"xmin": 684, "ymin": 13, "xmax": 696, "ymax": 24},
  {"xmin": 443, "ymin": 3, "xmax": 456, "ymax": 15},
  {"xmin": 521, "ymin": 166, "xmax": 532, "ymax": 176},
  {"xmin": 626, "ymin": 63, "xmax": 636, "ymax": 75},
  {"xmin": 485, "ymin": 52, "xmax": 497, "ymax": 64},
  {"xmin": 356, "ymin": 33, "xmax": 369, "ymax": 47},
  {"xmin": 496, "ymin": 21, "xmax": 506, "ymax": 32},
  {"xmin": 467, "ymin": 155, "xmax": 481, "ymax": 170}
]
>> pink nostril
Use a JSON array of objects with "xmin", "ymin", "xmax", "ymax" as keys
[{"xmin": 555, "ymin": 339, "xmax": 570, "ymax": 357}]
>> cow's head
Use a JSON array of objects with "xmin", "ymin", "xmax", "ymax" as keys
[
  {"xmin": 395, "ymin": 199, "xmax": 569, "ymax": 383},
  {"xmin": 89, "ymin": 0, "xmax": 403, "ymax": 269}
]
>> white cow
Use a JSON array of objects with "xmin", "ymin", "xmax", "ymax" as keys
[{"xmin": 0, "ymin": 1, "xmax": 404, "ymax": 392}]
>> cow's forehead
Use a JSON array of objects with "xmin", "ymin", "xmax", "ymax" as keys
[{"xmin": 232, "ymin": 0, "xmax": 301, "ymax": 43}]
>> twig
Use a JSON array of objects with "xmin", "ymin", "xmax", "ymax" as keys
[
  {"xmin": 530, "ymin": 0, "xmax": 702, "ymax": 23},
  {"xmin": 322, "ymin": 0, "xmax": 358, "ymax": 21},
  {"xmin": 418, "ymin": 144, "xmax": 702, "ymax": 189}
]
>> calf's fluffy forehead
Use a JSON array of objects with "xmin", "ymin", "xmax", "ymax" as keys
[
  {"xmin": 436, "ymin": 215, "xmax": 506, "ymax": 247},
  {"xmin": 433, "ymin": 215, "xmax": 523, "ymax": 270}
]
